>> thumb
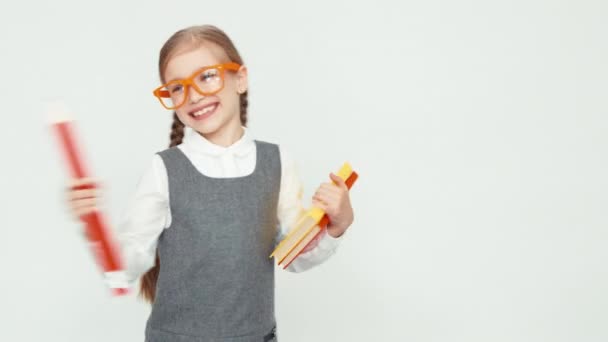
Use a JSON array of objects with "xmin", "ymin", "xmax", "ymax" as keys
[{"xmin": 329, "ymin": 172, "xmax": 348, "ymax": 190}]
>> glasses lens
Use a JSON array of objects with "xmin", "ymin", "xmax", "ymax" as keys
[
  {"xmin": 193, "ymin": 68, "xmax": 222, "ymax": 94},
  {"xmin": 161, "ymin": 81, "xmax": 186, "ymax": 109}
]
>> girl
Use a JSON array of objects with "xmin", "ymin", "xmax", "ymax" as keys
[{"xmin": 67, "ymin": 25, "xmax": 354, "ymax": 341}]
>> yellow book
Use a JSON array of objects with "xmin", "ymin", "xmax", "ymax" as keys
[
  {"xmin": 279, "ymin": 171, "xmax": 359, "ymax": 268},
  {"xmin": 270, "ymin": 162, "xmax": 353, "ymax": 263}
]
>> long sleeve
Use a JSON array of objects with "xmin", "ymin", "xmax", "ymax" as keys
[
  {"xmin": 277, "ymin": 147, "xmax": 343, "ymax": 273},
  {"xmin": 104, "ymin": 155, "xmax": 169, "ymax": 289}
]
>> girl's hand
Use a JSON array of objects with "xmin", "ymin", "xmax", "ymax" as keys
[
  {"xmin": 65, "ymin": 178, "xmax": 100, "ymax": 220},
  {"xmin": 312, "ymin": 173, "xmax": 354, "ymax": 238}
]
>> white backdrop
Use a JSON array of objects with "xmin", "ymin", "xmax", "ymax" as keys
[{"xmin": 1, "ymin": 1, "xmax": 607, "ymax": 341}]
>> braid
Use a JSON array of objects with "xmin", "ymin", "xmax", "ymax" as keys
[
  {"xmin": 169, "ymin": 112, "xmax": 185, "ymax": 147},
  {"xmin": 139, "ymin": 112, "xmax": 185, "ymax": 303},
  {"xmin": 240, "ymin": 91, "xmax": 248, "ymax": 127}
]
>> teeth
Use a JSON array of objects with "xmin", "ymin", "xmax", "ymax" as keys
[{"xmin": 193, "ymin": 104, "xmax": 216, "ymax": 117}]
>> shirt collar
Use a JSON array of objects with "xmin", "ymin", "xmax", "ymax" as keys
[{"xmin": 182, "ymin": 127, "xmax": 255, "ymax": 157}]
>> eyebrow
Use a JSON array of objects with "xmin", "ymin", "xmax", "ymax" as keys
[{"xmin": 165, "ymin": 64, "xmax": 220, "ymax": 83}]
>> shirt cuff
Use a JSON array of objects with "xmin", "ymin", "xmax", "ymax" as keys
[
  {"xmin": 103, "ymin": 270, "xmax": 131, "ymax": 290},
  {"xmin": 315, "ymin": 228, "xmax": 343, "ymax": 251}
]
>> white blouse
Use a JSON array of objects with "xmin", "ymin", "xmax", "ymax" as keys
[{"xmin": 105, "ymin": 128, "xmax": 342, "ymax": 288}]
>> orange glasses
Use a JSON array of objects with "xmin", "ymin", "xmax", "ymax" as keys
[{"xmin": 153, "ymin": 62, "xmax": 241, "ymax": 110}]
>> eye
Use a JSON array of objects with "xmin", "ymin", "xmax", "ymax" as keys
[
  {"xmin": 199, "ymin": 69, "xmax": 219, "ymax": 82},
  {"xmin": 169, "ymin": 84, "xmax": 183, "ymax": 94}
]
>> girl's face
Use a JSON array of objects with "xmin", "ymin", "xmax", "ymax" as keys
[{"xmin": 163, "ymin": 44, "xmax": 247, "ymax": 142}]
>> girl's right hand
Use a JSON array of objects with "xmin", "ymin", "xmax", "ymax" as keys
[{"xmin": 66, "ymin": 178, "xmax": 100, "ymax": 220}]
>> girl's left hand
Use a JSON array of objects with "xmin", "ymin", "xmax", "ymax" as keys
[{"xmin": 312, "ymin": 173, "xmax": 354, "ymax": 238}]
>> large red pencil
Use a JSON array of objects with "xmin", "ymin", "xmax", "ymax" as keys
[{"xmin": 48, "ymin": 102, "xmax": 128, "ymax": 296}]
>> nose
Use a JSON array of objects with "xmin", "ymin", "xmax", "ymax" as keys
[{"xmin": 188, "ymin": 86, "xmax": 204, "ymax": 104}]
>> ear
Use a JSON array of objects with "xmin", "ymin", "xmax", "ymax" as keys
[{"xmin": 236, "ymin": 65, "xmax": 248, "ymax": 94}]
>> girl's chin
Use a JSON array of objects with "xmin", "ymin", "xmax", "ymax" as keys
[{"xmin": 191, "ymin": 120, "xmax": 221, "ymax": 135}]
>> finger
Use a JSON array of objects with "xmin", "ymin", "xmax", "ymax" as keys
[
  {"xmin": 316, "ymin": 186, "xmax": 339, "ymax": 195},
  {"xmin": 312, "ymin": 199, "xmax": 328, "ymax": 212},
  {"xmin": 314, "ymin": 188, "xmax": 340, "ymax": 203},
  {"xmin": 71, "ymin": 198, "xmax": 97, "ymax": 211},
  {"xmin": 74, "ymin": 203, "xmax": 97, "ymax": 215},
  {"xmin": 74, "ymin": 206, "xmax": 97, "ymax": 218},
  {"xmin": 313, "ymin": 193, "xmax": 339, "ymax": 214},
  {"xmin": 319, "ymin": 183, "xmax": 344, "ymax": 195},
  {"xmin": 320, "ymin": 179, "xmax": 349, "ymax": 193},
  {"xmin": 68, "ymin": 178, "xmax": 98, "ymax": 190},
  {"xmin": 329, "ymin": 173, "xmax": 348, "ymax": 190},
  {"xmin": 68, "ymin": 177, "xmax": 97, "ymax": 187},
  {"xmin": 68, "ymin": 188, "xmax": 98, "ymax": 200}
]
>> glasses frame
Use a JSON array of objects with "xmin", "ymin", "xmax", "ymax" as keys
[{"xmin": 153, "ymin": 62, "xmax": 242, "ymax": 110}]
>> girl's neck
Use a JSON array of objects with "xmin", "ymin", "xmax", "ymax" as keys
[{"xmin": 198, "ymin": 122, "xmax": 244, "ymax": 148}]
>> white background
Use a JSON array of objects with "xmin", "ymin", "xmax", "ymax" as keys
[{"xmin": 1, "ymin": 1, "xmax": 607, "ymax": 341}]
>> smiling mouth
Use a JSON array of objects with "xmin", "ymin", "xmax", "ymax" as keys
[{"xmin": 189, "ymin": 102, "xmax": 219, "ymax": 120}]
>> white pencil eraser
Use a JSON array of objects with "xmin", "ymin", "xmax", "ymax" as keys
[{"xmin": 46, "ymin": 100, "xmax": 73, "ymax": 124}]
